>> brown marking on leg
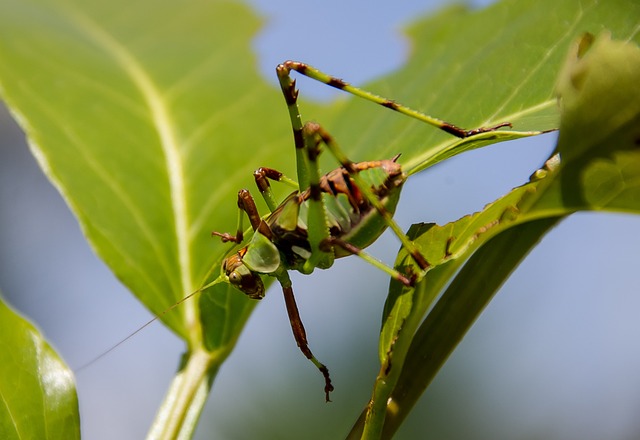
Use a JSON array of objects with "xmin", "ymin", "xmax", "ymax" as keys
[
  {"xmin": 254, "ymin": 167, "xmax": 284, "ymax": 194},
  {"xmin": 211, "ymin": 231, "xmax": 242, "ymax": 243},
  {"xmin": 464, "ymin": 121, "xmax": 512, "ymax": 136},
  {"xmin": 212, "ymin": 189, "xmax": 269, "ymax": 243},
  {"xmin": 281, "ymin": 284, "xmax": 334, "ymax": 402}
]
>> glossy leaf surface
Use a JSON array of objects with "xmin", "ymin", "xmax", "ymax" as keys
[{"xmin": 0, "ymin": 296, "xmax": 79, "ymax": 440}]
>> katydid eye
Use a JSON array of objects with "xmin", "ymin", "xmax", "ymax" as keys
[{"xmin": 228, "ymin": 271, "xmax": 242, "ymax": 285}]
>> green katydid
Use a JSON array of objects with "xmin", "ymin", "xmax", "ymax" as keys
[
  {"xmin": 78, "ymin": 61, "xmax": 539, "ymax": 401},
  {"xmin": 209, "ymin": 61, "xmax": 518, "ymax": 401}
]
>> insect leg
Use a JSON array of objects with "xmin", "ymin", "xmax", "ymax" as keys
[
  {"xmin": 298, "ymin": 123, "xmax": 338, "ymax": 273},
  {"xmin": 276, "ymin": 64, "xmax": 311, "ymax": 191},
  {"xmin": 276, "ymin": 268, "xmax": 334, "ymax": 402},
  {"xmin": 277, "ymin": 60, "xmax": 511, "ymax": 138},
  {"xmin": 322, "ymin": 237, "xmax": 416, "ymax": 287},
  {"xmin": 253, "ymin": 167, "xmax": 298, "ymax": 212},
  {"xmin": 212, "ymin": 189, "xmax": 271, "ymax": 243}
]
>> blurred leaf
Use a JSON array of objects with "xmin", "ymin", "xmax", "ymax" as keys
[
  {"xmin": 551, "ymin": 32, "xmax": 640, "ymax": 210},
  {"xmin": 323, "ymin": 0, "xmax": 639, "ymax": 177},
  {"xmin": 555, "ymin": 32, "xmax": 640, "ymax": 164},
  {"xmin": 0, "ymin": 295, "xmax": 79, "ymax": 440}
]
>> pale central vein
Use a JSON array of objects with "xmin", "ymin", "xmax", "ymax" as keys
[{"xmin": 66, "ymin": 11, "xmax": 194, "ymax": 318}]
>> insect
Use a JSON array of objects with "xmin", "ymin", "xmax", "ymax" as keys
[{"xmin": 211, "ymin": 61, "xmax": 513, "ymax": 401}]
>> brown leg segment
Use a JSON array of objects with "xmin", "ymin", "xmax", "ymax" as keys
[
  {"xmin": 280, "ymin": 278, "xmax": 334, "ymax": 402},
  {"xmin": 212, "ymin": 189, "xmax": 271, "ymax": 243}
]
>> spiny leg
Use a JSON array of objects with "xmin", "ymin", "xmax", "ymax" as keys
[
  {"xmin": 277, "ymin": 60, "xmax": 512, "ymax": 138},
  {"xmin": 276, "ymin": 268, "xmax": 334, "ymax": 402},
  {"xmin": 276, "ymin": 65, "xmax": 311, "ymax": 190},
  {"xmin": 277, "ymin": 68, "xmax": 428, "ymax": 276},
  {"xmin": 298, "ymin": 122, "xmax": 336, "ymax": 273}
]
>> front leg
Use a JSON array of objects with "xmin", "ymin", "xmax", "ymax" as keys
[{"xmin": 212, "ymin": 189, "xmax": 267, "ymax": 243}]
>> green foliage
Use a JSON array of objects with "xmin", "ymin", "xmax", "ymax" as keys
[
  {"xmin": 0, "ymin": 0, "xmax": 637, "ymax": 438},
  {"xmin": 0, "ymin": 295, "xmax": 79, "ymax": 439},
  {"xmin": 352, "ymin": 32, "xmax": 640, "ymax": 438},
  {"xmin": 0, "ymin": 0, "xmax": 272, "ymax": 347}
]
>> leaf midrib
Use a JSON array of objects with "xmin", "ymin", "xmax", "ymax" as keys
[{"xmin": 63, "ymin": 7, "xmax": 196, "ymax": 336}]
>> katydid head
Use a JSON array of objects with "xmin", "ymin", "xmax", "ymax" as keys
[
  {"xmin": 222, "ymin": 247, "xmax": 265, "ymax": 300},
  {"xmin": 221, "ymin": 230, "xmax": 282, "ymax": 300}
]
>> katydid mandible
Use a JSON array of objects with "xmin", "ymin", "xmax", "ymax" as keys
[{"xmin": 211, "ymin": 61, "xmax": 513, "ymax": 401}]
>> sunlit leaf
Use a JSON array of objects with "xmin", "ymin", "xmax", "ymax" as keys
[
  {"xmin": 0, "ymin": 0, "xmax": 279, "ymax": 351},
  {"xmin": 0, "ymin": 295, "xmax": 79, "ymax": 440}
]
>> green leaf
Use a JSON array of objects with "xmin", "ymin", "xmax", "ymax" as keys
[
  {"xmin": 353, "ymin": 32, "xmax": 640, "ymax": 438},
  {"xmin": 314, "ymin": 0, "xmax": 639, "ymax": 179},
  {"xmin": 0, "ymin": 0, "xmax": 283, "ymax": 350},
  {"xmin": 0, "ymin": 295, "xmax": 80, "ymax": 440},
  {"xmin": 555, "ymin": 33, "xmax": 640, "ymax": 164},
  {"xmin": 379, "ymin": 218, "xmax": 561, "ymax": 439},
  {"xmin": 0, "ymin": 1, "xmax": 280, "ymax": 435},
  {"xmin": 200, "ymin": 283, "xmax": 255, "ymax": 353},
  {"xmin": 548, "ymin": 32, "xmax": 640, "ymax": 211}
]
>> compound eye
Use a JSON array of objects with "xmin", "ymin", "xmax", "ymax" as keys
[{"xmin": 228, "ymin": 270, "xmax": 242, "ymax": 285}]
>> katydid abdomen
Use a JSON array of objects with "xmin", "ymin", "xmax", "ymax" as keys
[{"xmin": 269, "ymin": 157, "xmax": 406, "ymax": 269}]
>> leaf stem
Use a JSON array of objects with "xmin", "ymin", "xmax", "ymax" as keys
[{"xmin": 147, "ymin": 347, "xmax": 218, "ymax": 440}]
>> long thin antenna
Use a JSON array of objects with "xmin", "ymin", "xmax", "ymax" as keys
[{"xmin": 74, "ymin": 275, "xmax": 226, "ymax": 372}]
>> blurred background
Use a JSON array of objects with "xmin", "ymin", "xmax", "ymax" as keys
[{"xmin": 1, "ymin": 0, "xmax": 640, "ymax": 439}]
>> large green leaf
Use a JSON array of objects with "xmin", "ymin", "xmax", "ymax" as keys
[
  {"xmin": 0, "ymin": 2, "xmax": 278, "ymax": 435},
  {"xmin": 0, "ymin": 0, "xmax": 277, "ymax": 349},
  {"xmin": 0, "ymin": 295, "xmax": 79, "ymax": 440}
]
